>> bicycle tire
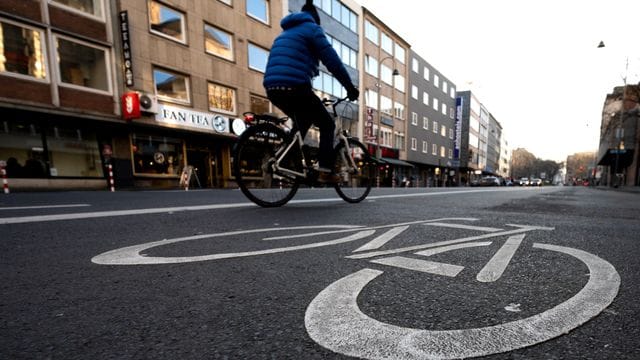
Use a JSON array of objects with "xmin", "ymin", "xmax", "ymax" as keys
[
  {"xmin": 233, "ymin": 123, "xmax": 300, "ymax": 207},
  {"xmin": 333, "ymin": 138, "xmax": 374, "ymax": 203}
]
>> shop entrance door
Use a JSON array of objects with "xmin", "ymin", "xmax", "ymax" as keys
[{"xmin": 186, "ymin": 150, "xmax": 211, "ymax": 188}]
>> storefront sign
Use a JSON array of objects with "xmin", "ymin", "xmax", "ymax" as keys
[
  {"xmin": 155, "ymin": 104, "xmax": 229, "ymax": 134},
  {"xmin": 119, "ymin": 11, "xmax": 134, "ymax": 87},
  {"xmin": 122, "ymin": 92, "xmax": 141, "ymax": 120},
  {"xmin": 454, "ymin": 96, "xmax": 463, "ymax": 159}
]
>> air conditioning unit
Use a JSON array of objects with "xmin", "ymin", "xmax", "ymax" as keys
[{"xmin": 138, "ymin": 93, "xmax": 158, "ymax": 114}]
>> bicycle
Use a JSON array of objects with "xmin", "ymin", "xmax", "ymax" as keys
[{"xmin": 233, "ymin": 97, "xmax": 375, "ymax": 207}]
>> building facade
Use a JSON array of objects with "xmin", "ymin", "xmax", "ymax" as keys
[
  {"xmin": 0, "ymin": 0, "xmax": 288, "ymax": 190},
  {"xmin": 0, "ymin": 0, "xmax": 121, "ymax": 190},
  {"xmin": 361, "ymin": 8, "xmax": 410, "ymax": 187},
  {"xmin": 406, "ymin": 50, "xmax": 457, "ymax": 187},
  {"xmin": 597, "ymin": 84, "xmax": 640, "ymax": 186}
]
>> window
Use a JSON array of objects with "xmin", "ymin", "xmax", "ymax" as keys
[
  {"xmin": 411, "ymin": 112, "xmax": 418, "ymax": 125},
  {"xmin": 250, "ymin": 94, "xmax": 270, "ymax": 114},
  {"xmin": 394, "ymin": 132, "xmax": 404, "ymax": 150},
  {"xmin": 432, "ymin": 120, "xmax": 438, "ymax": 133},
  {"xmin": 394, "ymin": 74, "xmax": 405, "ymax": 92},
  {"xmin": 432, "ymin": 97, "xmax": 438, "ymax": 111},
  {"xmin": 246, "ymin": 0, "xmax": 269, "ymax": 24},
  {"xmin": 449, "ymin": 128, "xmax": 454, "ymax": 139},
  {"xmin": 46, "ymin": 125, "xmax": 102, "ymax": 177},
  {"xmin": 380, "ymin": 95, "xmax": 392, "ymax": 115},
  {"xmin": 394, "ymin": 102, "xmax": 404, "ymax": 120},
  {"xmin": 149, "ymin": 1, "xmax": 186, "ymax": 43},
  {"xmin": 314, "ymin": 0, "xmax": 357, "ymax": 32},
  {"xmin": 422, "ymin": 92, "xmax": 429, "ymax": 106},
  {"xmin": 327, "ymin": 35, "xmax": 357, "ymax": 68},
  {"xmin": 365, "ymin": 55, "xmax": 378, "ymax": 76},
  {"xmin": 411, "ymin": 137, "xmax": 417, "ymax": 151},
  {"xmin": 208, "ymin": 82, "xmax": 236, "ymax": 114},
  {"xmin": 441, "ymin": 103, "xmax": 447, "ymax": 115},
  {"xmin": 434, "ymin": 74, "xmax": 440, "ymax": 88},
  {"xmin": 0, "ymin": 20, "xmax": 47, "ymax": 81},
  {"xmin": 442, "ymin": 80, "xmax": 448, "ymax": 94},
  {"xmin": 248, "ymin": 43, "xmax": 268, "ymax": 72},
  {"xmin": 422, "ymin": 141, "xmax": 428, "ymax": 153},
  {"xmin": 423, "ymin": 66, "xmax": 429, "ymax": 81},
  {"xmin": 365, "ymin": 89, "xmax": 378, "ymax": 109},
  {"xmin": 450, "ymin": 87, "xmax": 456, "ymax": 98},
  {"xmin": 394, "ymin": 43, "xmax": 405, "ymax": 64},
  {"xmin": 218, "ymin": 0, "xmax": 232, "ymax": 5},
  {"xmin": 440, "ymin": 146, "xmax": 446, "ymax": 157},
  {"xmin": 312, "ymin": 70, "xmax": 346, "ymax": 98},
  {"xmin": 132, "ymin": 133, "xmax": 184, "ymax": 176},
  {"xmin": 423, "ymin": 116, "xmax": 429, "ymax": 130},
  {"xmin": 0, "ymin": 120, "xmax": 47, "ymax": 178},
  {"xmin": 381, "ymin": 32, "xmax": 392, "ymax": 54},
  {"xmin": 412, "ymin": 58, "xmax": 418, "ymax": 73},
  {"xmin": 153, "ymin": 67, "xmax": 189, "ymax": 103},
  {"xmin": 432, "ymin": 143, "xmax": 437, "ymax": 155},
  {"xmin": 448, "ymin": 148, "xmax": 453, "ymax": 159},
  {"xmin": 50, "ymin": 0, "xmax": 103, "ymax": 19},
  {"xmin": 56, "ymin": 36, "xmax": 110, "ymax": 93},
  {"xmin": 411, "ymin": 85, "xmax": 418, "ymax": 99},
  {"xmin": 204, "ymin": 24, "xmax": 234, "ymax": 61},
  {"xmin": 380, "ymin": 64, "xmax": 392, "ymax": 85},
  {"xmin": 440, "ymin": 124, "xmax": 446, "ymax": 137},
  {"xmin": 364, "ymin": 20, "xmax": 378, "ymax": 44}
]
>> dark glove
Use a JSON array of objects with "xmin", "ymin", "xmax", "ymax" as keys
[{"xmin": 347, "ymin": 86, "xmax": 359, "ymax": 101}]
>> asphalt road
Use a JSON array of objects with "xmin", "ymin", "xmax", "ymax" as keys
[{"xmin": 1, "ymin": 186, "xmax": 639, "ymax": 359}]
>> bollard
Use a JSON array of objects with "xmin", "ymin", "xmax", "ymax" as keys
[
  {"xmin": 1, "ymin": 166, "xmax": 8, "ymax": 194},
  {"xmin": 107, "ymin": 164, "xmax": 115, "ymax": 192}
]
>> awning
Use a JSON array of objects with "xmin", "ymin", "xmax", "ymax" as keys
[
  {"xmin": 597, "ymin": 148, "xmax": 634, "ymax": 167},
  {"xmin": 380, "ymin": 157, "xmax": 415, "ymax": 167}
]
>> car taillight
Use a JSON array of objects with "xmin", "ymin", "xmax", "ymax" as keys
[{"xmin": 244, "ymin": 114, "xmax": 254, "ymax": 123}]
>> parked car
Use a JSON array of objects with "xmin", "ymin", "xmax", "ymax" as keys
[
  {"xmin": 529, "ymin": 178, "xmax": 542, "ymax": 186},
  {"xmin": 479, "ymin": 176, "xmax": 501, "ymax": 186},
  {"xmin": 517, "ymin": 177, "xmax": 530, "ymax": 186}
]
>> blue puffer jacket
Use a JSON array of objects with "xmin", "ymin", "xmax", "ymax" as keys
[{"xmin": 263, "ymin": 12, "xmax": 354, "ymax": 91}]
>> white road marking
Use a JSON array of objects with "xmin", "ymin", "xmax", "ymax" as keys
[
  {"xmin": 423, "ymin": 222, "xmax": 503, "ymax": 232},
  {"xmin": 346, "ymin": 225, "xmax": 554, "ymax": 260},
  {"xmin": 414, "ymin": 241, "xmax": 492, "ymax": 257},
  {"xmin": 91, "ymin": 226, "xmax": 375, "ymax": 265},
  {"xmin": 370, "ymin": 256, "xmax": 464, "ymax": 277},
  {"xmin": 0, "ymin": 186, "xmax": 557, "ymax": 225},
  {"xmin": 0, "ymin": 204, "xmax": 90, "ymax": 210},
  {"xmin": 476, "ymin": 234, "xmax": 525, "ymax": 283},
  {"xmin": 353, "ymin": 226, "xmax": 409, "ymax": 252},
  {"xmin": 305, "ymin": 243, "xmax": 620, "ymax": 359},
  {"xmin": 263, "ymin": 218, "xmax": 479, "ymax": 241}
]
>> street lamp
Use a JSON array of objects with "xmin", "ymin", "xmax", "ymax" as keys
[{"xmin": 375, "ymin": 55, "xmax": 399, "ymax": 187}]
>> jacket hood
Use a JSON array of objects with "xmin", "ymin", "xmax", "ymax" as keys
[{"xmin": 280, "ymin": 12, "xmax": 316, "ymax": 30}]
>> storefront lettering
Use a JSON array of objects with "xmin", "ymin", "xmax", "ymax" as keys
[{"xmin": 155, "ymin": 104, "xmax": 228, "ymax": 134}]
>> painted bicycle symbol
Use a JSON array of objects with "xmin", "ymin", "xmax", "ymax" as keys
[{"xmin": 92, "ymin": 218, "xmax": 620, "ymax": 359}]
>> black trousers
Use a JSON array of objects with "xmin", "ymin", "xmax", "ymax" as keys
[{"xmin": 266, "ymin": 87, "xmax": 335, "ymax": 170}]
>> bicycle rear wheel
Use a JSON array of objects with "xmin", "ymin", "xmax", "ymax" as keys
[
  {"xmin": 333, "ymin": 138, "xmax": 374, "ymax": 203},
  {"xmin": 234, "ymin": 124, "xmax": 299, "ymax": 207}
]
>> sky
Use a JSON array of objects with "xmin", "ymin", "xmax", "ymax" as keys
[{"xmin": 355, "ymin": 0, "xmax": 640, "ymax": 162}]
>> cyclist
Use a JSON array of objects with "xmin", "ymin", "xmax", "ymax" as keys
[{"xmin": 263, "ymin": 0, "xmax": 359, "ymax": 183}]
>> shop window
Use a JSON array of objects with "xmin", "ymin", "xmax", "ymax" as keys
[
  {"xmin": 208, "ymin": 82, "xmax": 236, "ymax": 114},
  {"xmin": 0, "ymin": 120, "xmax": 46, "ymax": 178},
  {"xmin": 246, "ymin": 0, "xmax": 269, "ymax": 24},
  {"xmin": 149, "ymin": 1, "xmax": 186, "ymax": 44},
  {"xmin": 50, "ymin": 0, "xmax": 104, "ymax": 20},
  {"xmin": 248, "ymin": 43, "xmax": 268, "ymax": 72},
  {"xmin": 132, "ymin": 134, "xmax": 183, "ymax": 176},
  {"xmin": 204, "ymin": 24, "xmax": 234, "ymax": 61},
  {"xmin": 56, "ymin": 36, "xmax": 111, "ymax": 93},
  {"xmin": 0, "ymin": 20, "xmax": 48, "ymax": 81},
  {"xmin": 154, "ymin": 67, "xmax": 190, "ymax": 104},
  {"xmin": 46, "ymin": 126, "xmax": 102, "ymax": 177},
  {"xmin": 250, "ymin": 94, "xmax": 270, "ymax": 114}
]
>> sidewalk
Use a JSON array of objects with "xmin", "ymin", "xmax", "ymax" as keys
[{"xmin": 594, "ymin": 185, "xmax": 640, "ymax": 194}]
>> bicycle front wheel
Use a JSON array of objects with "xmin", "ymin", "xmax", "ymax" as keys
[
  {"xmin": 233, "ymin": 124, "xmax": 299, "ymax": 207},
  {"xmin": 333, "ymin": 138, "xmax": 374, "ymax": 203}
]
